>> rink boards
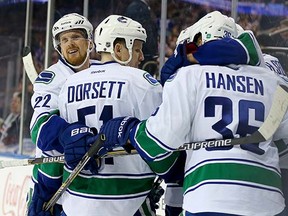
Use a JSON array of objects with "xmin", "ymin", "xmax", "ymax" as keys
[{"xmin": 0, "ymin": 154, "xmax": 166, "ymax": 216}]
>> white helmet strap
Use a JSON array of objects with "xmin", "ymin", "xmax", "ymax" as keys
[{"xmin": 111, "ymin": 50, "xmax": 133, "ymax": 65}]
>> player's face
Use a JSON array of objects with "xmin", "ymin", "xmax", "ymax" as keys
[
  {"xmin": 10, "ymin": 94, "xmax": 21, "ymax": 114},
  {"xmin": 59, "ymin": 30, "xmax": 90, "ymax": 66},
  {"xmin": 121, "ymin": 40, "xmax": 144, "ymax": 68},
  {"xmin": 128, "ymin": 40, "xmax": 144, "ymax": 68}
]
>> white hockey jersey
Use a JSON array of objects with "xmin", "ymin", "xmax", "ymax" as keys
[
  {"xmin": 28, "ymin": 59, "xmax": 99, "ymax": 210},
  {"xmin": 132, "ymin": 64, "xmax": 288, "ymax": 215},
  {"xmin": 264, "ymin": 53, "xmax": 288, "ymax": 82},
  {"xmin": 30, "ymin": 59, "xmax": 99, "ymax": 156},
  {"xmin": 58, "ymin": 61, "xmax": 175, "ymax": 216},
  {"xmin": 163, "ymin": 53, "xmax": 288, "ymax": 210}
]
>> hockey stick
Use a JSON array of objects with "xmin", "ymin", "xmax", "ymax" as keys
[
  {"xmin": 2, "ymin": 85, "xmax": 288, "ymax": 169},
  {"xmin": 0, "ymin": 149, "xmax": 137, "ymax": 169},
  {"xmin": 43, "ymin": 133, "xmax": 106, "ymax": 211},
  {"xmin": 0, "ymin": 155, "xmax": 65, "ymax": 169},
  {"xmin": 22, "ymin": 46, "xmax": 38, "ymax": 83}
]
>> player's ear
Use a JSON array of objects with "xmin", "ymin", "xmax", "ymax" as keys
[
  {"xmin": 114, "ymin": 43, "xmax": 122, "ymax": 58},
  {"xmin": 88, "ymin": 40, "xmax": 94, "ymax": 52}
]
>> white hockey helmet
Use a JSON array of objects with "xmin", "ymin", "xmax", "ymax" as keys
[
  {"xmin": 94, "ymin": 15, "xmax": 147, "ymax": 64},
  {"xmin": 236, "ymin": 23, "xmax": 244, "ymax": 36},
  {"xmin": 177, "ymin": 11, "xmax": 238, "ymax": 45},
  {"xmin": 52, "ymin": 13, "xmax": 93, "ymax": 50}
]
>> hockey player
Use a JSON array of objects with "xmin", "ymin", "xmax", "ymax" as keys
[
  {"xmin": 161, "ymin": 16, "xmax": 288, "ymax": 215},
  {"xmin": 257, "ymin": 31, "xmax": 288, "ymax": 216},
  {"xmin": 28, "ymin": 13, "xmax": 167, "ymax": 216},
  {"xmin": 263, "ymin": 53, "xmax": 288, "ymax": 216},
  {"xmin": 159, "ymin": 11, "xmax": 267, "ymax": 215},
  {"xmin": 56, "ymin": 15, "xmax": 184, "ymax": 216},
  {"xmin": 27, "ymin": 13, "xmax": 96, "ymax": 215},
  {"xmin": 160, "ymin": 11, "xmax": 265, "ymax": 86},
  {"xmin": 91, "ymin": 15, "xmax": 288, "ymax": 216}
]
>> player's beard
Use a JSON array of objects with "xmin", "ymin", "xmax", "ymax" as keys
[{"xmin": 66, "ymin": 51, "xmax": 86, "ymax": 66}]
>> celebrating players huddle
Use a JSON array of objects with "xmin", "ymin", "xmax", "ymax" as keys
[{"xmin": 27, "ymin": 10, "xmax": 288, "ymax": 216}]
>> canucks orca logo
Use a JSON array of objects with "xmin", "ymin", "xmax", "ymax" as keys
[
  {"xmin": 117, "ymin": 16, "xmax": 128, "ymax": 23},
  {"xmin": 143, "ymin": 73, "xmax": 159, "ymax": 86},
  {"xmin": 35, "ymin": 71, "xmax": 55, "ymax": 84}
]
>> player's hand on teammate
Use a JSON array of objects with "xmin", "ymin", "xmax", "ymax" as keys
[
  {"xmin": 96, "ymin": 116, "xmax": 140, "ymax": 157},
  {"xmin": 59, "ymin": 122, "xmax": 100, "ymax": 174},
  {"xmin": 148, "ymin": 183, "xmax": 164, "ymax": 211},
  {"xmin": 160, "ymin": 42, "xmax": 197, "ymax": 86}
]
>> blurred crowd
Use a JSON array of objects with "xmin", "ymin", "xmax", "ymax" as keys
[
  {"xmin": 27, "ymin": 0, "xmax": 288, "ymax": 75},
  {"xmin": 0, "ymin": 0, "xmax": 287, "ymax": 154}
]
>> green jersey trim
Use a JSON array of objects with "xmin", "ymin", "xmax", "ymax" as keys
[
  {"xmin": 63, "ymin": 169, "xmax": 155, "ymax": 196},
  {"xmin": 237, "ymin": 33, "xmax": 259, "ymax": 66},
  {"xmin": 31, "ymin": 110, "xmax": 60, "ymax": 144},
  {"xmin": 184, "ymin": 162, "xmax": 282, "ymax": 192},
  {"xmin": 134, "ymin": 121, "xmax": 168, "ymax": 158}
]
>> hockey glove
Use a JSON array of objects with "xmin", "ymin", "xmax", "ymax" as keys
[
  {"xmin": 59, "ymin": 122, "xmax": 100, "ymax": 174},
  {"xmin": 186, "ymin": 41, "xmax": 198, "ymax": 54},
  {"xmin": 148, "ymin": 179, "xmax": 165, "ymax": 211},
  {"xmin": 97, "ymin": 116, "xmax": 140, "ymax": 157},
  {"xmin": 28, "ymin": 183, "xmax": 62, "ymax": 216},
  {"xmin": 160, "ymin": 42, "xmax": 194, "ymax": 86},
  {"xmin": 165, "ymin": 205, "xmax": 183, "ymax": 216}
]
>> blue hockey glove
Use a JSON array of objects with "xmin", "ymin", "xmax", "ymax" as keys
[
  {"xmin": 160, "ymin": 42, "xmax": 192, "ymax": 86},
  {"xmin": 59, "ymin": 122, "xmax": 100, "ymax": 174},
  {"xmin": 97, "ymin": 116, "xmax": 140, "ymax": 157},
  {"xmin": 28, "ymin": 199, "xmax": 51, "ymax": 215},
  {"xmin": 28, "ymin": 183, "xmax": 61, "ymax": 216}
]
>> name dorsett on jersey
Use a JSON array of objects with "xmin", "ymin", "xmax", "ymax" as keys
[{"xmin": 67, "ymin": 80, "xmax": 126, "ymax": 103}]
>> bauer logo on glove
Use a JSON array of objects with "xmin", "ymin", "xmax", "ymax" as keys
[
  {"xmin": 59, "ymin": 122, "xmax": 100, "ymax": 173},
  {"xmin": 71, "ymin": 127, "xmax": 93, "ymax": 136}
]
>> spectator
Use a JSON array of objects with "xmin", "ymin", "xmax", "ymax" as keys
[
  {"xmin": 124, "ymin": 0, "xmax": 159, "ymax": 75},
  {"xmin": 0, "ymin": 91, "xmax": 21, "ymax": 147}
]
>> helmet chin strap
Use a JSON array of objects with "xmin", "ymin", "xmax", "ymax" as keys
[
  {"xmin": 57, "ymin": 40, "xmax": 94, "ymax": 70},
  {"xmin": 111, "ymin": 50, "xmax": 132, "ymax": 66}
]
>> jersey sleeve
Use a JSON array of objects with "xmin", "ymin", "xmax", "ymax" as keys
[
  {"xmin": 28, "ymin": 67, "xmax": 70, "ymax": 208},
  {"xmin": 137, "ymin": 73, "xmax": 163, "ymax": 119},
  {"xmin": 194, "ymin": 30, "xmax": 265, "ymax": 68},
  {"xmin": 194, "ymin": 38, "xmax": 248, "ymax": 65},
  {"xmin": 130, "ymin": 67, "xmax": 198, "ymax": 160},
  {"xmin": 235, "ymin": 30, "xmax": 265, "ymax": 67},
  {"xmin": 30, "ymin": 70, "xmax": 69, "ymax": 155},
  {"xmin": 264, "ymin": 54, "xmax": 288, "ymax": 82},
  {"xmin": 132, "ymin": 71, "xmax": 185, "ymax": 180}
]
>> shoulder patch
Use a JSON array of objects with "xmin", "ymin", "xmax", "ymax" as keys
[
  {"xmin": 143, "ymin": 73, "xmax": 159, "ymax": 86},
  {"xmin": 35, "ymin": 71, "xmax": 55, "ymax": 84}
]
